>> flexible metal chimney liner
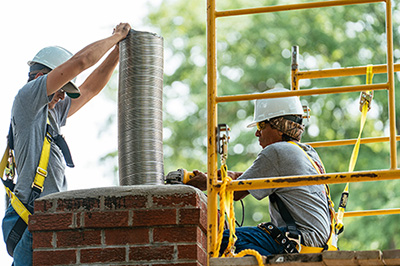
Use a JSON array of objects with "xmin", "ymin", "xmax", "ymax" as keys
[{"xmin": 118, "ymin": 29, "xmax": 164, "ymax": 185}]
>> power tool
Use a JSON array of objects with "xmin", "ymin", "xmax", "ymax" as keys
[{"xmin": 165, "ymin": 168, "xmax": 195, "ymax": 184}]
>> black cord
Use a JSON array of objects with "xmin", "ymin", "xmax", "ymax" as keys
[{"xmin": 235, "ymin": 199, "xmax": 245, "ymax": 227}]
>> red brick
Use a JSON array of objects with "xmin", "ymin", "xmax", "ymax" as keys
[
  {"xmin": 152, "ymin": 193, "xmax": 199, "ymax": 208},
  {"xmin": 29, "ymin": 213, "xmax": 74, "ymax": 231},
  {"xmin": 129, "ymin": 245, "xmax": 174, "ymax": 261},
  {"xmin": 104, "ymin": 195, "xmax": 148, "ymax": 210},
  {"xmin": 56, "ymin": 230, "xmax": 101, "ymax": 247},
  {"xmin": 84, "ymin": 211, "xmax": 129, "ymax": 228},
  {"xmin": 154, "ymin": 226, "xmax": 197, "ymax": 243},
  {"xmin": 133, "ymin": 209, "xmax": 176, "ymax": 226},
  {"xmin": 56, "ymin": 197, "xmax": 100, "ymax": 212},
  {"xmin": 104, "ymin": 228, "xmax": 149, "ymax": 245},
  {"xmin": 33, "ymin": 249, "xmax": 76, "ymax": 266},
  {"xmin": 178, "ymin": 244, "xmax": 207, "ymax": 265},
  {"xmin": 32, "ymin": 231, "xmax": 53, "ymax": 249},
  {"xmin": 177, "ymin": 244, "xmax": 197, "ymax": 260},
  {"xmin": 179, "ymin": 208, "xmax": 200, "ymax": 225},
  {"xmin": 110, "ymin": 265, "xmax": 150, "ymax": 266},
  {"xmin": 199, "ymin": 205, "xmax": 207, "ymax": 232},
  {"xmin": 153, "ymin": 264, "xmax": 200, "ymax": 266},
  {"xmin": 34, "ymin": 200, "xmax": 54, "ymax": 213},
  {"xmin": 198, "ymin": 228, "xmax": 207, "ymax": 250},
  {"xmin": 80, "ymin": 247, "xmax": 126, "ymax": 263}
]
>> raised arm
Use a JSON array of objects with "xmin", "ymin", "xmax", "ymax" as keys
[
  {"xmin": 68, "ymin": 45, "xmax": 119, "ymax": 117},
  {"xmin": 46, "ymin": 23, "xmax": 130, "ymax": 97}
]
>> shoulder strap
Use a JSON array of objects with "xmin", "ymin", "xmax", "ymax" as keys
[
  {"xmin": 46, "ymin": 123, "xmax": 74, "ymax": 168},
  {"xmin": 269, "ymin": 193, "xmax": 300, "ymax": 239},
  {"xmin": 7, "ymin": 123, "xmax": 14, "ymax": 150}
]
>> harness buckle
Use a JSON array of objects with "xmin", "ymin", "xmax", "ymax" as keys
[
  {"xmin": 31, "ymin": 183, "xmax": 44, "ymax": 192},
  {"xmin": 36, "ymin": 167, "xmax": 48, "ymax": 178},
  {"xmin": 285, "ymin": 232, "xmax": 302, "ymax": 253}
]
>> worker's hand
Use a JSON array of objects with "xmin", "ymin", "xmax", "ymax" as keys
[
  {"xmin": 186, "ymin": 170, "xmax": 207, "ymax": 191},
  {"xmin": 113, "ymin": 23, "xmax": 131, "ymax": 42}
]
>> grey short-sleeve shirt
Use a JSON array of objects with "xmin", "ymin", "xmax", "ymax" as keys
[
  {"xmin": 238, "ymin": 141, "xmax": 331, "ymax": 247},
  {"xmin": 11, "ymin": 75, "xmax": 71, "ymax": 204}
]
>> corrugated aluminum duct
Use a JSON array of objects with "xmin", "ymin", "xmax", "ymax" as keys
[{"xmin": 118, "ymin": 29, "xmax": 164, "ymax": 185}]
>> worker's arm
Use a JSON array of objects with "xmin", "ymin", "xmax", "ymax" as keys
[
  {"xmin": 226, "ymin": 171, "xmax": 250, "ymax": 201},
  {"xmin": 186, "ymin": 170, "xmax": 208, "ymax": 191},
  {"xmin": 186, "ymin": 170, "xmax": 250, "ymax": 200},
  {"xmin": 46, "ymin": 23, "xmax": 130, "ymax": 97},
  {"xmin": 68, "ymin": 45, "xmax": 119, "ymax": 117}
]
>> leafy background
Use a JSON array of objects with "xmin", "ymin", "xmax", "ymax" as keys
[{"xmin": 103, "ymin": 0, "xmax": 400, "ymax": 250}]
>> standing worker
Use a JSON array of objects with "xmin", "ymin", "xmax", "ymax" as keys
[
  {"xmin": 2, "ymin": 22, "xmax": 131, "ymax": 265},
  {"xmin": 187, "ymin": 88, "xmax": 336, "ymax": 256}
]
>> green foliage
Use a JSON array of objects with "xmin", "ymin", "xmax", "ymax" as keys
[{"xmin": 104, "ymin": 0, "xmax": 400, "ymax": 251}]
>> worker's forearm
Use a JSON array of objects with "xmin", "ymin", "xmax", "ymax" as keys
[
  {"xmin": 72, "ymin": 34, "xmax": 123, "ymax": 72},
  {"xmin": 234, "ymin": 190, "xmax": 249, "ymax": 201},
  {"xmin": 80, "ymin": 46, "xmax": 120, "ymax": 97}
]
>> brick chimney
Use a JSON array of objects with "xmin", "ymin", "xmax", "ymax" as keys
[{"xmin": 29, "ymin": 185, "xmax": 207, "ymax": 266}]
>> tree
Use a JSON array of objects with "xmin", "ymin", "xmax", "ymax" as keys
[{"xmin": 105, "ymin": 0, "xmax": 400, "ymax": 250}]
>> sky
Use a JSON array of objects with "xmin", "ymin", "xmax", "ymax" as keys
[{"xmin": 0, "ymin": 0, "xmax": 161, "ymax": 263}]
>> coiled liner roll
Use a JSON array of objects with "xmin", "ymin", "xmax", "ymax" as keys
[{"xmin": 118, "ymin": 30, "xmax": 164, "ymax": 185}]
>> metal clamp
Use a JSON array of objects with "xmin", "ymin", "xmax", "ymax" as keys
[
  {"xmin": 217, "ymin": 124, "xmax": 230, "ymax": 165},
  {"xmin": 359, "ymin": 91, "xmax": 373, "ymax": 112},
  {"xmin": 285, "ymin": 232, "xmax": 302, "ymax": 253},
  {"xmin": 302, "ymin": 105, "xmax": 311, "ymax": 122}
]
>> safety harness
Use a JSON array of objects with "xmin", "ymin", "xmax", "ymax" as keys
[
  {"xmin": 1, "ymin": 119, "xmax": 74, "ymax": 256},
  {"xmin": 257, "ymin": 141, "xmax": 338, "ymax": 254}
]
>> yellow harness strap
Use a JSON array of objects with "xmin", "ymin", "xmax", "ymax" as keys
[
  {"xmin": 1, "ymin": 146, "xmax": 32, "ymax": 224},
  {"xmin": 31, "ymin": 131, "xmax": 52, "ymax": 193},
  {"xmin": 1, "ymin": 123, "xmax": 52, "ymax": 224}
]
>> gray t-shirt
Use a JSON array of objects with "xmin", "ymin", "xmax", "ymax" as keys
[
  {"xmin": 238, "ymin": 141, "xmax": 330, "ymax": 247},
  {"xmin": 11, "ymin": 75, "xmax": 71, "ymax": 204}
]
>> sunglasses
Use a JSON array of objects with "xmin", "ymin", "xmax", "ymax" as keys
[{"xmin": 256, "ymin": 121, "xmax": 268, "ymax": 131}]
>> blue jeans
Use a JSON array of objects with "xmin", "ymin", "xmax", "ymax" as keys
[
  {"xmin": 220, "ymin": 226, "xmax": 288, "ymax": 256},
  {"xmin": 2, "ymin": 204, "xmax": 33, "ymax": 266}
]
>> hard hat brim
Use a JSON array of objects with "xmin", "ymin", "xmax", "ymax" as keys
[
  {"xmin": 247, "ymin": 121, "xmax": 257, "ymax": 128},
  {"xmin": 62, "ymin": 81, "xmax": 80, "ymax": 99}
]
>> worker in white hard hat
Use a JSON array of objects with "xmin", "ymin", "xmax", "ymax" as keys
[
  {"xmin": 187, "ymin": 88, "xmax": 335, "ymax": 256},
  {"xmin": 2, "ymin": 23, "xmax": 131, "ymax": 266}
]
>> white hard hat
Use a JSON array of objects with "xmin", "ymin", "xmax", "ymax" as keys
[
  {"xmin": 28, "ymin": 46, "xmax": 80, "ymax": 98},
  {"xmin": 247, "ymin": 88, "xmax": 304, "ymax": 128}
]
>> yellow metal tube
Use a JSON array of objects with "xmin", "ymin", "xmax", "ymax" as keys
[
  {"xmin": 226, "ymin": 168, "xmax": 400, "ymax": 191},
  {"xmin": 207, "ymin": 0, "xmax": 219, "ymax": 260},
  {"xmin": 215, "ymin": 0, "xmax": 384, "ymax": 18},
  {"xmin": 385, "ymin": 0, "xmax": 397, "ymax": 169},
  {"xmin": 344, "ymin": 208, "xmax": 400, "ymax": 217},
  {"xmin": 307, "ymin": 136, "xmax": 400, "ymax": 148},
  {"xmin": 216, "ymin": 83, "xmax": 388, "ymax": 103},
  {"xmin": 296, "ymin": 63, "xmax": 400, "ymax": 80}
]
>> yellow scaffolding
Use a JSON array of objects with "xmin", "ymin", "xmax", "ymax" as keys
[{"xmin": 206, "ymin": 0, "xmax": 399, "ymax": 263}]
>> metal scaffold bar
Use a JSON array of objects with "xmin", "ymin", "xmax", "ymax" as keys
[
  {"xmin": 296, "ymin": 63, "xmax": 400, "ymax": 80},
  {"xmin": 226, "ymin": 168, "xmax": 400, "ymax": 191},
  {"xmin": 207, "ymin": 0, "xmax": 219, "ymax": 259},
  {"xmin": 307, "ymin": 136, "xmax": 400, "ymax": 148},
  {"xmin": 215, "ymin": 0, "xmax": 384, "ymax": 18},
  {"xmin": 216, "ymin": 83, "xmax": 388, "ymax": 103},
  {"xmin": 206, "ymin": 0, "xmax": 398, "ymax": 263}
]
